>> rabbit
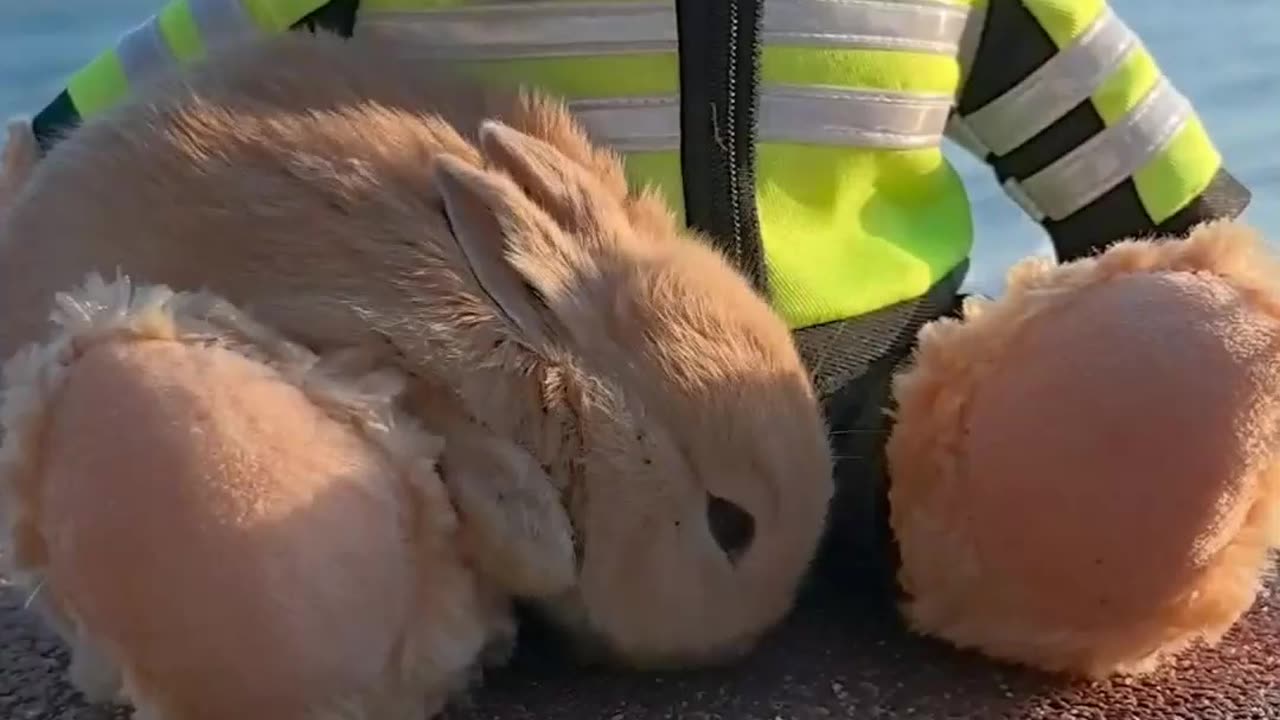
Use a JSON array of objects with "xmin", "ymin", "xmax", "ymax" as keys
[{"xmin": 0, "ymin": 23, "xmax": 835, "ymax": 715}]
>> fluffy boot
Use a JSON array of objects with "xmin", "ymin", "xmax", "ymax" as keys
[
  {"xmin": 887, "ymin": 221, "xmax": 1280, "ymax": 677},
  {"xmin": 0, "ymin": 276, "xmax": 507, "ymax": 719}
]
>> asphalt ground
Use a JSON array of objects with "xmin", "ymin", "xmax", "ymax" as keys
[{"xmin": 2, "ymin": 561, "xmax": 1276, "ymax": 719}]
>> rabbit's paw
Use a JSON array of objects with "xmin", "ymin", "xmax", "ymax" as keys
[
  {"xmin": 887, "ymin": 221, "xmax": 1280, "ymax": 678},
  {"xmin": 0, "ymin": 275, "xmax": 500, "ymax": 719}
]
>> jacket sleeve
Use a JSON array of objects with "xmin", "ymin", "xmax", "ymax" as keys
[
  {"xmin": 945, "ymin": 0, "xmax": 1251, "ymax": 261},
  {"xmin": 29, "ymin": 0, "xmax": 359, "ymax": 154}
]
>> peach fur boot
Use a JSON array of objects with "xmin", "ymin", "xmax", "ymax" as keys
[
  {"xmin": 0, "ymin": 275, "xmax": 512, "ymax": 720},
  {"xmin": 887, "ymin": 220, "xmax": 1280, "ymax": 678}
]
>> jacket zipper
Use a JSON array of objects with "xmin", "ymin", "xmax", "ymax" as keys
[{"xmin": 676, "ymin": 0, "xmax": 769, "ymax": 295}]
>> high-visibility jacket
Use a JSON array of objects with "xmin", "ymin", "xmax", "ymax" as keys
[{"xmin": 27, "ymin": 0, "xmax": 1251, "ymax": 396}]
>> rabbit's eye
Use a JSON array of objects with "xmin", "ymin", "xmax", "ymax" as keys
[{"xmin": 707, "ymin": 493, "xmax": 755, "ymax": 564}]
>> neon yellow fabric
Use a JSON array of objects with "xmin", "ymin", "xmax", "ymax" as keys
[
  {"xmin": 242, "ymin": 0, "xmax": 331, "ymax": 33},
  {"xmin": 1022, "ymin": 0, "xmax": 1108, "ymax": 48},
  {"xmin": 758, "ymin": 145, "xmax": 972, "ymax": 329},
  {"xmin": 66, "ymin": 52, "xmax": 129, "ymax": 119},
  {"xmin": 757, "ymin": 46, "xmax": 971, "ymax": 327},
  {"xmin": 67, "ymin": 0, "xmax": 333, "ymax": 120},
  {"xmin": 1090, "ymin": 45, "xmax": 1159, "ymax": 124},
  {"xmin": 158, "ymin": 0, "xmax": 206, "ymax": 64},
  {"xmin": 462, "ymin": 55, "xmax": 679, "ymax": 100},
  {"xmin": 1134, "ymin": 117, "xmax": 1222, "ymax": 224},
  {"xmin": 762, "ymin": 47, "xmax": 959, "ymax": 95}
]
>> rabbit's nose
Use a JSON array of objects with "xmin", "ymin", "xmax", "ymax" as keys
[{"xmin": 707, "ymin": 493, "xmax": 755, "ymax": 564}]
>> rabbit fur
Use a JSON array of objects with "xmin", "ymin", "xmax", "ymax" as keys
[{"xmin": 0, "ymin": 25, "xmax": 835, "ymax": 716}]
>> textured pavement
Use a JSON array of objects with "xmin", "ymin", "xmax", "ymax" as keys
[{"xmin": 2, "ymin": 565, "xmax": 1276, "ymax": 720}]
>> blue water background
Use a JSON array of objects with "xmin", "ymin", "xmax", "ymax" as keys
[{"xmin": 1, "ymin": 0, "xmax": 1276, "ymax": 296}]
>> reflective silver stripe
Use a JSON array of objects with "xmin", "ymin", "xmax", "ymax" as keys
[
  {"xmin": 963, "ymin": 6, "xmax": 1138, "ymax": 156},
  {"xmin": 363, "ymin": 2, "xmax": 678, "ymax": 59},
  {"xmin": 364, "ymin": 0, "xmax": 971, "ymax": 58},
  {"xmin": 189, "ymin": 0, "xmax": 261, "ymax": 54},
  {"xmin": 945, "ymin": 114, "xmax": 991, "ymax": 158},
  {"xmin": 760, "ymin": 85, "xmax": 951, "ymax": 147},
  {"xmin": 1017, "ymin": 78, "xmax": 1192, "ymax": 221},
  {"xmin": 569, "ymin": 96, "xmax": 681, "ymax": 152},
  {"xmin": 1001, "ymin": 177, "xmax": 1047, "ymax": 223},
  {"xmin": 117, "ymin": 17, "xmax": 177, "ymax": 86},
  {"xmin": 763, "ymin": 0, "xmax": 972, "ymax": 53},
  {"xmin": 956, "ymin": 3, "xmax": 986, "ymax": 86},
  {"xmin": 569, "ymin": 87, "xmax": 951, "ymax": 152}
]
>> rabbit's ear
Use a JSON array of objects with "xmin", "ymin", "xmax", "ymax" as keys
[
  {"xmin": 440, "ymin": 431, "xmax": 577, "ymax": 598},
  {"xmin": 432, "ymin": 153, "xmax": 567, "ymax": 351},
  {"xmin": 476, "ymin": 120, "xmax": 621, "ymax": 233}
]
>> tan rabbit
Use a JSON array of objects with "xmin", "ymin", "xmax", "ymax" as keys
[{"xmin": 0, "ymin": 26, "xmax": 834, "ymax": 718}]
